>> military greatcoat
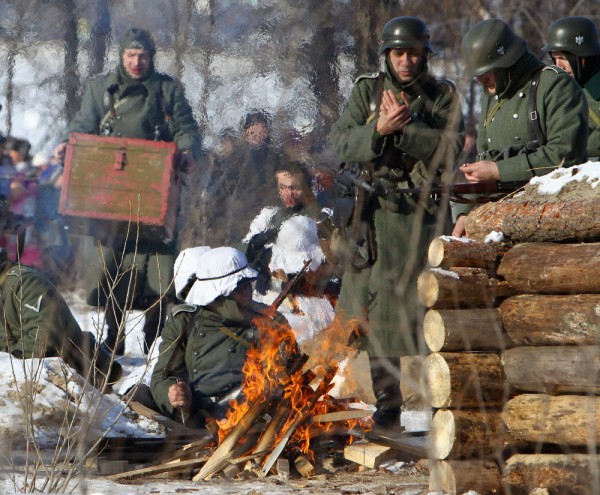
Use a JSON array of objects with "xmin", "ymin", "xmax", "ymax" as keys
[
  {"xmin": 583, "ymin": 70, "xmax": 600, "ymax": 158},
  {"xmin": 476, "ymin": 52, "xmax": 588, "ymax": 179},
  {"xmin": 0, "ymin": 254, "xmax": 121, "ymax": 386},
  {"xmin": 330, "ymin": 65, "xmax": 465, "ymax": 356},
  {"xmin": 65, "ymin": 69, "xmax": 201, "ymax": 159},
  {"xmin": 150, "ymin": 299, "xmax": 257, "ymax": 419}
]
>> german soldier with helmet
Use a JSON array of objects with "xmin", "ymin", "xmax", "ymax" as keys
[
  {"xmin": 544, "ymin": 16, "xmax": 600, "ymax": 158},
  {"xmin": 329, "ymin": 17, "xmax": 465, "ymax": 428},
  {"xmin": 453, "ymin": 19, "xmax": 589, "ymax": 236}
]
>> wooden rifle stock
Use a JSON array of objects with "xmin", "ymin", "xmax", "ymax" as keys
[{"xmin": 264, "ymin": 259, "xmax": 312, "ymax": 319}]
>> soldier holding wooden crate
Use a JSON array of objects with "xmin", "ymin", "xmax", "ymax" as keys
[{"xmin": 54, "ymin": 28, "xmax": 202, "ymax": 355}]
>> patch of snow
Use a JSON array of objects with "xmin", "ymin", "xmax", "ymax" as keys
[
  {"xmin": 484, "ymin": 231, "xmax": 505, "ymax": 243},
  {"xmin": 430, "ymin": 267, "xmax": 460, "ymax": 279},
  {"xmin": 530, "ymin": 161, "xmax": 600, "ymax": 195}
]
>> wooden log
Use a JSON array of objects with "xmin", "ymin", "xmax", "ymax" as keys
[
  {"xmin": 429, "ymin": 459, "xmax": 503, "ymax": 495},
  {"xmin": 500, "ymin": 294, "xmax": 600, "ymax": 345},
  {"xmin": 502, "ymin": 346, "xmax": 600, "ymax": 394},
  {"xmin": 421, "ymin": 352, "xmax": 509, "ymax": 409},
  {"xmin": 294, "ymin": 455, "xmax": 315, "ymax": 478},
  {"xmin": 194, "ymin": 397, "xmax": 273, "ymax": 481},
  {"xmin": 423, "ymin": 308, "xmax": 513, "ymax": 352},
  {"xmin": 429, "ymin": 408, "xmax": 522, "ymax": 460},
  {"xmin": 503, "ymin": 394, "xmax": 600, "ymax": 446},
  {"xmin": 497, "ymin": 242, "xmax": 600, "ymax": 294},
  {"xmin": 428, "ymin": 236, "xmax": 509, "ymax": 269},
  {"xmin": 504, "ymin": 454, "xmax": 600, "ymax": 495},
  {"xmin": 128, "ymin": 401, "xmax": 208, "ymax": 437},
  {"xmin": 344, "ymin": 442, "xmax": 396, "ymax": 469},
  {"xmin": 464, "ymin": 196, "xmax": 600, "ymax": 243},
  {"xmin": 417, "ymin": 267, "xmax": 514, "ymax": 309}
]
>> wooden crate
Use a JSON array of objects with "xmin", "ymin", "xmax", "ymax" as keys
[{"xmin": 59, "ymin": 133, "xmax": 180, "ymax": 242}]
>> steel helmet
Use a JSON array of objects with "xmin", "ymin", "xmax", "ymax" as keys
[
  {"xmin": 543, "ymin": 17, "xmax": 600, "ymax": 57},
  {"xmin": 379, "ymin": 16, "xmax": 432, "ymax": 55},
  {"xmin": 461, "ymin": 19, "xmax": 526, "ymax": 78}
]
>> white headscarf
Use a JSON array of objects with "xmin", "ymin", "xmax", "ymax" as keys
[
  {"xmin": 186, "ymin": 247, "xmax": 258, "ymax": 306},
  {"xmin": 269, "ymin": 215, "xmax": 325, "ymax": 274},
  {"xmin": 173, "ymin": 246, "xmax": 212, "ymax": 300}
]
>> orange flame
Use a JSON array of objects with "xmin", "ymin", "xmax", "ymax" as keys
[{"xmin": 216, "ymin": 311, "xmax": 373, "ymax": 458}]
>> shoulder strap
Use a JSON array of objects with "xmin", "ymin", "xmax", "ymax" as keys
[
  {"xmin": 528, "ymin": 68, "xmax": 545, "ymax": 147},
  {"xmin": 218, "ymin": 326, "xmax": 251, "ymax": 349}
]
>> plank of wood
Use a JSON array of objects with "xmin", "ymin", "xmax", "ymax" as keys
[
  {"xmin": 344, "ymin": 442, "xmax": 396, "ymax": 469},
  {"xmin": 107, "ymin": 457, "xmax": 207, "ymax": 480},
  {"xmin": 309, "ymin": 409, "xmax": 371, "ymax": 424}
]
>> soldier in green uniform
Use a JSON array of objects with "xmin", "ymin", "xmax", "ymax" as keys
[
  {"xmin": 453, "ymin": 18, "xmax": 589, "ymax": 236},
  {"xmin": 55, "ymin": 28, "xmax": 202, "ymax": 355},
  {"xmin": 0, "ymin": 248, "xmax": 122, "ymax": 390},
  {"xmin": 543, "ymin": 16, "xmax": 600, "ymax": 159},
  {"xmin": 151, "ymin": 247, "xmax": 297, "ymax": 425},
  {"xmin": 329, "ymin": 17, "xmax": 465, "ymax": 427}
]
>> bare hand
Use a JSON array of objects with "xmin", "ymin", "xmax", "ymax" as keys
[
  {"xmin": 459, "ymin": 160, "xmax": 500, "ymax": 182},
  {"xmin": 452, "ymin": 216, "xmax": 467, "ymax": 237},
  {"xmin": 168, "ymin": 381, "xmax": 192, "ymax": 409},
  {"xmin": 376, "ymin": 89, "xmax": 412, "ymax": 136},
  {"xmin": 53, "ymin": 142, "xmax": 68, "ymax": 164}
]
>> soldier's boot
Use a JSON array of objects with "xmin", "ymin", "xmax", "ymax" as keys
[
  {"xmin": 142, "ymin": 297, "xmax": 165, "ymax": 355},
  {"xmin": 103, "ymin": 300, "xmax": 126, "ymax": 356},
  {"xmin": 370, "ymin": 356, "xmax": 403, "ymax": 428}
]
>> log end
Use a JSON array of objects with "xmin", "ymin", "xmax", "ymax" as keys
[
  {"xmin": 429, "ymin": 409, "xmax": 455, "ymax": 460},
  {"xmin": 417, "ymin": 271, "xmax": 439, "ymax": 308},
  {"xmin": 423, "ymin": 309, "xmax": 445, "ymax": 353},
  {"xmin": 421, "ymin": 352, "xmax": 451, "ymax": 408}
]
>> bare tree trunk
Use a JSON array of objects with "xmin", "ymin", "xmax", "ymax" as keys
[
  {"xmin": 89, "ymin": 0, "xmax": 111, "ymax": 77},
  {"xmin": 62, "ymin": 0, "xmax": 80, "ymax": 122}
]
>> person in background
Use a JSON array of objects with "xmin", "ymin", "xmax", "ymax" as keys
[
  {"xmin": 329, "ymin": 16, "xmax": 465, "ymax": 428},
  {"xmin": 453, "ymin": 18, "xmax": 588, "ymax": 236},
  {"xmin": 243, "ymin": 161, "xmax": 336, "ymax": 297},
  {"xmin": 544, "ymin": 16, "xmax": 600, "ymax": 159}
]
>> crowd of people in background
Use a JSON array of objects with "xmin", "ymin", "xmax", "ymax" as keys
[{"xmin": 0, "ymin": 134, "xmax": 69, "ymax": 279}]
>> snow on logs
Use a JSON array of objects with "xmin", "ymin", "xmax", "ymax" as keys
[
  {"xmin": 420, "ymin": 228, "xmax": 600, "ymax": 493},
  {"xmin": 463, "ymin": 163, "xmax": 600, "ymax": 243}
]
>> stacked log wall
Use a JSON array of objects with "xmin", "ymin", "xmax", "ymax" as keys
[
  {"xmin": 420, "ymin": 237, "xmax": 514, "ymax": 494},
  {"xmin": 421, "ymin": 237, "xmax": 600, "ymax": 494}
]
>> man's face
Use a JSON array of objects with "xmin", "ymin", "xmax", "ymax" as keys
[
  {"xmin": 122, "ymin": 48, "xmax": 151, "ymax": 79},
  {"xmin": 245, "ymin": 122, "xmax": 268, "ymax": 147},
  {"xmin": 276, "ymin": 171, "xmax": 306, "ymax": 208},
  {"xmin": 388, "ymin": 47, "xmax": 423, "ymax": 83},
  {"xmin": 551, "ymin": 51, "xmax": 575, "ymax": 77},
  {"xmin": 476, "ymin": 70, "xmax": 497, "ymax": 94}
]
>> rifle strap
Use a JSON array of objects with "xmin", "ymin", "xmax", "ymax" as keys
[
  {"xmin": 589, "ymin": 106, "xmax": 600, "ymax": 128},
  {"xmin": 528, "ymin": 68, "xmax": 545, "ymax": 148},
  {"xmin": 218, "ymin": 326, "xmax": 251, "ymax": 349}
]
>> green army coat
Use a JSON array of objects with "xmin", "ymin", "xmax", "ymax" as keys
[
  {"xmin": 477, "ymin": 53, "xmax": 588, "ymax": 180},
  {"xmin": 452, "ymin": 52, "xmax": 588, "ymax": 220},
  {"xmin": 330, "ymin": 65, "xmax": 465, "ymax": 356},
  {"xmin": 0, "ymin": 256, "xmax": 121, "ymax": 385},
  {"xmin": 583, "ymin": 70, "xmax": 600, "ymax": 158},
  {"xmin": 65, "ymin": 69, "xmax": 202, "ymax": 159},
  {"xmin": 150, "ymin": 299, "xmax": 257, "ymax": 418}
]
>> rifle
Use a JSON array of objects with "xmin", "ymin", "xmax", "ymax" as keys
[
  {"xmin": 262, "ymin": 258, "xmax": 312, "ymax": 319},
  {"xmin": 336, "ymin": 168, "xmax": 529, "ymax": 205}
]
